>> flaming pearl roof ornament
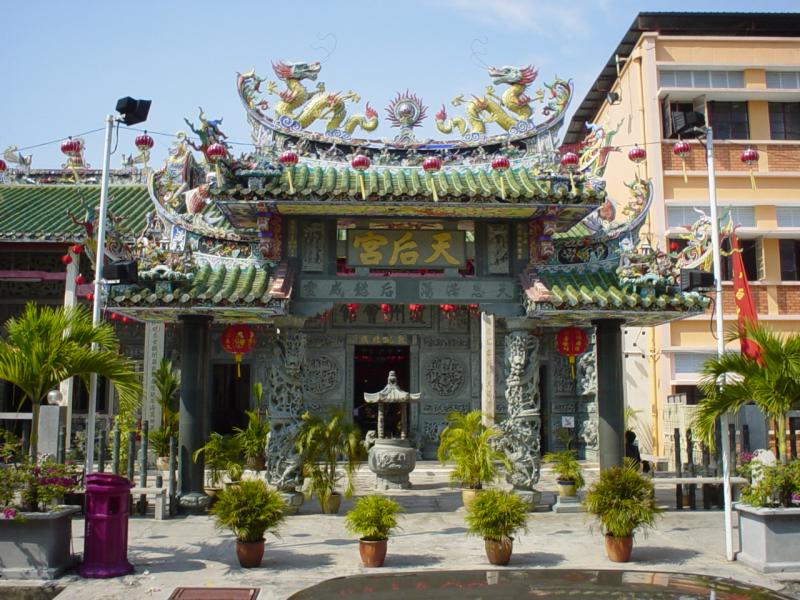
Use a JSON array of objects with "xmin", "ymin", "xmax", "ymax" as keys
[{"xmin": 386, "ymin": 90, "xmax": 428, "ymax": 143}]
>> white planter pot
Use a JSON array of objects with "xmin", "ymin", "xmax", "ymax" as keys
[
  {"xmin": 0, "ymin": 505, "xmax": 80, "ymax": 579},
  {"xmin": 735, "ymin": 502, "xmax": 800, "ymax": 573}
]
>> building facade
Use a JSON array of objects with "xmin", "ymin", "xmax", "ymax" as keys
[{"xmin": 565, "ymin": 12, "xmax": 800, "ymax": 458}]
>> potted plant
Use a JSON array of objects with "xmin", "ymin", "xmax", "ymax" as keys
[
  {"xmin": 233, "ymin": 410, "xmax": 270, "ymax": 471},
  {"xmin": 148, "ymin": 358, "xmax": 180, "ymax": 471},
  {"xmin": 344, "ymin": 495, "xmax": 403, "ymax": 567},
  {"xmin": 295, "ymin": 410, "xmax": 362, "ymax": 514},
  {"xmin": 465, "ymin": 489, "xmax": 529, "ymax": 565},
  {"xmin": 437, "ymin": 410, "xmax": 510, "ymax": 508},
  {"xmin": 583, "ymin": 463, "xmax": 661, "ymax": 562},
  {"xmin": 210, "ymin": 479, "xmax": 286, "ymax": 568},
  {"xmin": 543, "ymin": 448, "xmax": 584, "ymax": 497},
  {"xmin": 695, "ymin": 323, "xmax": 800, "ymax": 572},
  {"xmin": 0, "ymin": 455, "xmax": 81, "ymax": 578}
]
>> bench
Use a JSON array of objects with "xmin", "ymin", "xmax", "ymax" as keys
[{"xmin": 130, "ymin": 486, "xmax": 168, "ymax": 520}]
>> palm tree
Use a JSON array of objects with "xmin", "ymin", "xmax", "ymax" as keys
[
  {"xmin": 696, "ymin": 323, "xmax": 800, "ymax": 464},
  {"xmin": 0, "ymin": 303, "xmax": 142, "ymax": 456}
]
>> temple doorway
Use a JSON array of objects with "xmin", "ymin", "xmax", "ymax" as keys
[
  {"xmin": 210, "ymin": 363, "xmax": 250, "ymax": 434},
  {"xmin": 353, "ymin": 345, "xmax": 409, "ymax": 437}
]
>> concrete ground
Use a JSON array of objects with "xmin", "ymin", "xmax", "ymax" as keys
[{"xmin": 5, "ymin": 464, "xmax": 800, "ymax": 600}]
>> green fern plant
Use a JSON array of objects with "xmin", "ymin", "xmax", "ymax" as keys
[
  {"xmin": 210, "ymin": 480, "xmax": 285, "ymax": 543},
  {"xmin": 233, "ymin": 410, "xmax": 270, "ymax": 462},
  {"xmin": 465, "ymin": 489, "xmax": 529, "ymax": 542},
  {"xmin": 294, "ymin": 410, "xmax": 362, "ymax": 507},
  {"xmin": 583, "ymin": 462, "xmax": 662, "ymax": 538},
  {"xmin": 345, "ymin": 495, "xmax": 403, "ymax": 541},
  {"xmin": 437, "ymin": 410, "xmax": 509, "ymax": 489},
  {"xmin": 542, "ymin": 449, "xmax": 585, "ymax": 490},
  {"xmin": 148, "ymin": 358, "xmax": 180, "ymax": 457}
]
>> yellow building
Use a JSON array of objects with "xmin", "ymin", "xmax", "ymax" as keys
[{"xmin": 564, "ymin": 12, "xmax": 800, "ymax": 459}]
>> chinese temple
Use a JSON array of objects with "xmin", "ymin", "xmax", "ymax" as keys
[{"xmin": 0, "ymin": 59, "xmax": 710, "ymax": 506}]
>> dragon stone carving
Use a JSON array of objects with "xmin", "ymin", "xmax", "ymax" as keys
[
  {"xmin": 498, "ymin": 332, "xmax": 541, "ymax": 491},
  {"xmin": 265, "ymin": 331, "xmax": 307, "ymax": 491}
]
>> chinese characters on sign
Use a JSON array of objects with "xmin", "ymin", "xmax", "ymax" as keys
[{"xmin": 348, "ymin": 229, "xmax": 466, "ymax": 268}]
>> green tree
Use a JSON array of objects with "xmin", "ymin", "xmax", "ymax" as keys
[
  {"xmin": 149, "ymin": 358, "xmax": 180, "ymax": 457},
  {"xmin": 696, "ymin": 323, "xmax": 800, "ymax": 464},
  {"xmin": 0, "ymin": 303, "xmax": 141, "ymax": 456}
]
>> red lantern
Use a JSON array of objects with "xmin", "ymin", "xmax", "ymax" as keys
[
  {"xmin": 491, "ymin": 156, "xmax": 511, "ymax": 200},
  {"xmin": 109, "ymin": 313, "xmax": 119, "ymax": 321},
  {"xmin": 346, "ymin": 303, "xmax": 360, "ymax": 322},
  {"xmin": 86, "ymin": 292, "xmax": 94, "ymax": 302},
  {"xmin": 380, "ymin": 303, "xmax": 393, "ymax": 322},
  {"xmin": 741, "ymin": 147, "xmax": 759, "ymax": 191},
  {"xmin": 673, "ymin": 140, "xmax": 691, "ymax": 183},
  {"xmin": 75, "ymin": 274, "xmax": 86, "ymax": 285},
  {"xmin": 221, "ymin": 324, "xmax": 256, "ymax": 378},
  {"xmin": 207, "ymin": 143, "xmax": 227, "ymax": 185},
  {"xmin": 628, "ymin": 145, "xmax": 646, "ymax": 164},
  {"xmin": 121, "ymin": 316, "xmax": 131, "ymax": 324},
  {"xmin": 60, "ymin": 254, "xmax": 73, "ymax": 266},
  {"xmin": 70, "ymin": 244, "xmax": 83, "ymax": 254},
  {"xmin": 279, "ymin": 150, "xmax": 299, "ymax": 194},
  {"xmin": 555, "ymin": 326, "xmax": 589, "ymax": 380},
  {"xmin": 560, "ymin": 151, "xmax": 580, "ymax": 194},
  {"xmin": 351, "ymin": 154, "xmax": 370, "ymax": 200},
  {"xmin": 408, "ymin": 304, "xmax": 424, "ymax": 322},
  {"xmin": 135, "ymin": 132, "xmax": 154, "ymax": 151},
  {"xmin": 0, "ymin": 159, "xmax": 6, "ymax": 172},
  {"xmin": 422, "ymin": 157, "xmax": 442, "ymax": 202},
  {"xmin": 60, "ymin": 138, "xmax": 81, "ymax": 157},
  {"xmin": 468, "ymin": 303, "xmax": 480, "ymax": 317},
  {"xmin": 669, "ymin": 240, "xmax": 680, "ymax": 253}
]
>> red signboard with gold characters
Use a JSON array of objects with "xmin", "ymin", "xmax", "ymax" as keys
[
  {"xmin": 555, "ymin": 326, "xmax": 589, "ymax": 380},
  {"xmin": 221, "ymin": 324, "xmax": 256, "ymax": 377}
]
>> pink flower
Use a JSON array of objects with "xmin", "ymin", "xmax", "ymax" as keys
[{"xmin": 2, "ymin": 508, "xmax": 18, "ymax": 520}]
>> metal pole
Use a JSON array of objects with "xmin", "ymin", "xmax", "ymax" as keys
[
  {"xmin": 705, "ymin": 126, "xmax": 734, "ymax": 561},
  {"xmin": 85, "ymin": 114, "xmax": 115, "ymax": 475}
]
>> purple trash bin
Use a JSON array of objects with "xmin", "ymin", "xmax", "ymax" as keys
[{"xmin": 78, "ymin": 472, "xmax": 134, "ymax": 578}]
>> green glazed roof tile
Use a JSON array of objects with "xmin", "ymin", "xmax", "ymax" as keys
[{"xmin": 0, "ymin": 184, "xmax": 151, "ymax": 241}]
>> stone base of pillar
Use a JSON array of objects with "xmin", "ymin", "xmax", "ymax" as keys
[
  {"xmin": 278, "ymin": 490, "xmax": 305, "ymax": 515},
  {"xmin": 512, "ymin": 488, "xmax": 542, "ymax": 511},
  {"xmin": 178, "ymin": 492, "xmax": 210, "ymax": 514},
  {"xmin": 553, "ymin": 495, "xmax": 584, "ymax": 513}
]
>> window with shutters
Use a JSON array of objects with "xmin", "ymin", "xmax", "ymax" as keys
[
  {"xmin": 708, "ymin": 101, "xmax": 750, "ymax": 140},
  {"xmin": 779, "ymin": 239, "xmax": 800, "ymax": 281},
  {"xmin": 769, "ymin": 103, "xmax": 800, "ymax": 140}
]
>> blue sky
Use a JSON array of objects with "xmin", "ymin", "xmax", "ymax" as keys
[{"xmin": 4, "ymin": 0, "xmax": 799, "ymax": 168}]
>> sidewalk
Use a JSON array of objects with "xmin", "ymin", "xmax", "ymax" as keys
[{"xmin": 8, "ymin": 465, "xmax": 800, "ymax": 599}]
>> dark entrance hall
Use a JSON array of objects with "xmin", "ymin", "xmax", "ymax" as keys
[{"xmin": 353, "ymin": 345, "xmax": 409, "ymax": 437}]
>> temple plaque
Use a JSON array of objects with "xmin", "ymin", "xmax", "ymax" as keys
[{"xmin": 347, "ymin": 230, "xmax": 466, "ymax": 269}]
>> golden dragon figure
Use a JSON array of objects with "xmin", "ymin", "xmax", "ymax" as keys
[
  {"xmin": 436, "ymin": 65, "xmax": 542, "ymax": 136},
  {"xmin": 264, "ymin": 60, "xmax": 378, "ymax": 134}
]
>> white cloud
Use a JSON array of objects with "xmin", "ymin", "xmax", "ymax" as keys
[{"xmin": 441, "ymin": 0, "xmax": 591, "ymax": 35}]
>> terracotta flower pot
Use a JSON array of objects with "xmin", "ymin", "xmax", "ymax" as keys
[
  {"xmin": 484, "ymin": 537, "xmax": 513, "ymax": 565},
  {"xmin": 557, "ymin": 480, "xmax": 577, "ymax": 497},
  {"xmin": 462, "ymin": 488, "xmax": 483, "ymax": 510},
  {"xmin": 235, "ymin": 539, "xmax": 265, "ymax": 568},
  {"xmin": 320, "ymin": 492, "xmax": 342, "ymax": 514},
  {"xmin": 359, "ymin": 538, "xmax": 388, "ymax": 567},
  {"xmin": 604, "ymin": 534, "xmax": 633, "ymax": 562},
  {"xmin": 246, "ymin": 456, "xmax": 266, "ymax": 471}
]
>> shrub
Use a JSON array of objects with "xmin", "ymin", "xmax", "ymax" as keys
[
  {"xmin": 583, "ymin": 463, "xmax": 661, "ymax": 538},
  {"xmin": 465, "ymin": 489, "xmax": 529, "ymax": 542},
  {"xmin": 210, "ymin": 480, "xmax": 285, "ymax": 543},
  {"xmin": 438, "ymin": 410, "xmax": 509, "ymax": 490},
  {"xmin": 345, "ymin": 495, "xmax": 403, "ymax": 541},
  {"xmin": 543, "ymin": 448, "xmax": 585, "ymax": 490},
  {"xmin": 741, "ymin": 460, "xmax": 800, "ymax": 508}
]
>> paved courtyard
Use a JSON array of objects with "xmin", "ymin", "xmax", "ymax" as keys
[{"xmin": 5, "ymin": 465, "xmax": 800, "ymax": 599}]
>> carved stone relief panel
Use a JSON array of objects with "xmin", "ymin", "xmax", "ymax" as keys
[
  {"xmin": 423, "ymin": 356, "xmax": 466, "ymax": 398},
  {"xmin": 301, "ymin": 222, "xmax": 325, "ymax": 272},
  {"xmin": 487, "ymin": 224, "xmax": 510, "ymax": 274},
  {"xmin": 303, "ymin": 355, "xmax": 340, "ymax": 396},
  {"xmin": 552, "ymin": 354, "xmax": 574, "ymax": 394}
]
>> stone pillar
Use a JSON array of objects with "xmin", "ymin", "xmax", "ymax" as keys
[
  {"xmin": 61, "ymin": 247, "xmax": 79, "ymax": 448},
  {"xmin": 592, "ymin": 318, "xmax": 625, "ymax": 470},
  {"xmin": 178, "ymin": 315, "xmax": 212, "ymax": 511},
  {"xmin": 480, "ymin": 312, "xmax": 496, "ymax": 426},
  {"xmin": 499, "ymin": 319, "xmax": 541, "ymax": 506},
  {"xmin": 142, "ymin": 322, "xmax": 165, "ymax": 433}
]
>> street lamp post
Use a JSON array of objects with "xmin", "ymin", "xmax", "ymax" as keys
[
  {"xmin": 703, "ymin": 125, "xmax": 734, "ymax": 561},
  {"xmin": 85, "ymin": 114, "xmax": 115, "ymax": 475}
]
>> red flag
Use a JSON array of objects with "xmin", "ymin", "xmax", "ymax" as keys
[{"xmin": 731, "ymin": 233, "xmax": 761, "ymax": 361}]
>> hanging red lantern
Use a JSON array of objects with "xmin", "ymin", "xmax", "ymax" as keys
[
  {"xmin": 70, "ymin": 243, "xmax": 83, "ymax": 254},
  {"xmin": 468, "ymin": 303, "xmax": 480, "ymax": 317},
  {"xmin": 351, "ymin": 154, "xmax": 371, "ymax": 200},
  {"xmin": 86, "ymin": 292, "xmax": 94, "ymax": 302},
  {"xmin": 408, "ymin": 304, "xmax": 424, "ymax": 322},
  {"xmin": 135, "ymin": 132, "xmax": 154, "ymax": 151},
  {"xmin": 560, "ymin": 151, "xmax": 580, "ymax": 195},
  {"xmin": 109, "ymin": 313, "xmax": 119, "ymax": 321},
  {"xmin": 221, "ymin": 324, "xmax": 256, "ymax": 378},
  {"xmin": 556, "ymin": 326, "xmax": 589, "ymax": 380},
  {"xmin": 669, "ymin": 240, "xmax": 680, "ymax": 253},
  {"xmin": 75, "ymin": 274, "xmax": 86, "ymax": 285},
  {"xmin": 121, "ymin": 316, "xmax": 131, "ymax": 324},
  {"xmin": 60, "ymin": 138, "xmax": 82, "ymax": 157},
  {"xmin": 422, "ymin": 157, "xmax": 442, "ymax": 202},
  {"xmin": 206, "ymin": 142, "xmax": 227, "ymax": 185},
  {"xmin": 60, "ymin": 254, "xmax": 73, "ymax": 266},
  {"xmin": 0, "ymin": 159, "xmax": 6, "ymax": 173},
  {"xmin": 672, "ymin": 140, "xmax": 691, "ymax": 183},
  {"xmin": 741, "ymin": 147, "xmax": 759, "ymax": 191},
  {"xmin": 279, "ymin": 150, "xmax": 299, "ymax": 194},
  {"xmin": 491, "ymin": 156, "xmax": 510, "ymax": 200},
  {"xmin": 346, "ymin": 303, "xmax": 360, "ymax": 322},
  {"xmin": 380, "ymin": 303, "xmax": 393, "ymax": 322},
  {"xmin": 628, "ymin": 145, "xmax": 646, "ymax": 164}
]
